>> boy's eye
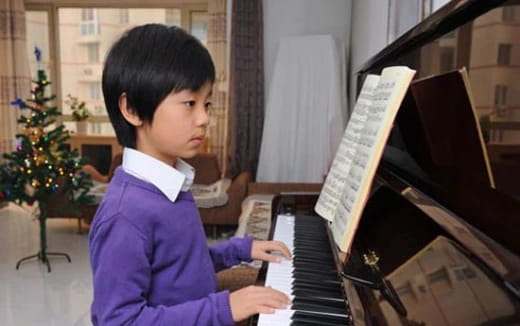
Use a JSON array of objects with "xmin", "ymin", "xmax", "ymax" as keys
[
  {"xmin": 184, "ymin": 100, "xmax": 196, "ymax": 108},
  {"xmin": 205, "ymin": 102, "xmax": 213, "ymax": 112}
]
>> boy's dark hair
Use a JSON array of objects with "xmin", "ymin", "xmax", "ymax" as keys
[{"xmin": 102, "ymin": 24, "xmax": 215, "ymax": 148}]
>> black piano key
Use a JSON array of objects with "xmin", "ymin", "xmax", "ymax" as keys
[
  {"xmin": 292, "ymin": 279, "xmax": 342, "ymax": 289},
  {"xmin": 292, "ymin": 285, "xmax": 341, "ymax": 297},
  {"xmin": 291, "ymin": 311, "xmax": 350, "ymax": 325},
  {"xmin": 294, "ymin": 296, "xmax": 348, "ymax": 309},
  {"xmin": 292, "ymin": 301, "xmax": 349, "ymax": 316},
  {"xmin": 293, "ymin": 289, "xmax": 344, "ymax": 300},
  {"xmin": 293, "ymin": 271, "xmax": 339, "ymax": 282},
  {"xmin": 293, "ymin": 256, "xmax": 335, "ymax": 266},
  {"xmin": 293, "ymin": 266, "xmax": 338, "ymax": 279},
  {"xmin": 258, "ymin": 214, "xmax": 351, "ymax": 326}
]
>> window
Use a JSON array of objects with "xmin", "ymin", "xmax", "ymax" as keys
[
  {"xmin": 94, "ymin": 105, "xmax": 105, "ymax": 115},
  {"xmin": 165, "ymin": 9, "xmax": 181, "ymax": 26},
  {"xmin": 428, "ymin": 267, "xmax": 451, "ymax": 285},
  {"xmin": 395, "ymin": 281, "xmax": 414, "ymax": 297},
  {"xmin": 497, "ymin": 43, "xmax": 512, "ymax": 65},
  {"xmin": 494, "ymin": 85, "xmax": 508, "ymax": 107},
  {"xmin": 26, "ymin": 4, "xmax": 208, "ymax": 136},
  {"xmin": 440, "ymin": 47, "xmax": 455, "ymax": 72},
  {"xmin": 81, "ymin": 8, "xmax": 94, "ymax": 21},
  {"xmin": 90, "ymin": 83, "xmax": 101, "ymax": 100},
  {"xmin": 503, "ymin": 6, "xmax": 515, "ymax": 22},
  {"xmin": 191, "ymin": 12, "xmax": 208, "ymax": 44},
  {"xmin": 454, "ymin": 266, "xmax": 477, "ymax": 280},
  {"xmin": 87, "ymin": 43, "xmax": 99, "ymax": 62},
  {"xmin": 81, "ymin": 22, "xmax": 99, "ymax": 35},
  {"xmin": 90, "ymin": 123, "xmax": 102, "ymax": 134},
  {"xmin": 119, "ymin": 9, "xmax": 129, "ymax": 24}
]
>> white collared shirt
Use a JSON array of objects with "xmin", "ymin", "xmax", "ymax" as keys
[{"xmin": 122, "ymin": 147, "xmax": 195, "ymax": 203}]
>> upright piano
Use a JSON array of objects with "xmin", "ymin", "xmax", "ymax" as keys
[{"xmin": 252, "ymin": 0, "xmax": 520, "ymax": 325}]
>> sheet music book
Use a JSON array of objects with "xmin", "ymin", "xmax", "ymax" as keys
[
  {"xmin": 315, "ymin": 74, "xmax": 381, "ymax": 221},
  {"xmin": 315, "ymin": 66, "xmax": 416, "ymax": 252}
]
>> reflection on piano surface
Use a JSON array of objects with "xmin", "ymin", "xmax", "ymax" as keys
[
  {"xmin": 383, "ymin": 236, "xmax": 517, "ymax": 325},
  {"xmin": 252, "ymin": 1, "xmax": 520, "ymax": 325}
]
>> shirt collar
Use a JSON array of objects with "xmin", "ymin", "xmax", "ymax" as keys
[{"xmin": 121, "ymin": 147, "xmax": 195, "ymax": 202}]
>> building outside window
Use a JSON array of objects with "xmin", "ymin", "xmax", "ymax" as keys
[
  {"xmin": 81, "ymin": 8, "xmax": 94, "ymax": 21},
  {"xmin": 497, "ymin": 43, "xmax": 512, "ymax": 65},
  {"xmin": 87, "ymin": 43, "xmax": 99, "ymax": 62},
  {"xmin": 440, "ymin": 47, "xmax": 455, "ymax": 72},
  {"xmin": 502, "ymin": 6, "xmax": 515, "ymax": 22},
  {"xmin": 494, "ymin": 85, "xmax": 508, "ymax": 107},
  {"xmin": 190, "ymin": 11, "xmax": 208, "ymax": 44},
  {"xmin": 90, "ymin": 83, "xmax": 101, "ymax": 101},
  {"xmin": 119, "ymin": 9, "xmax": 129, "ymax": 24},
  {"xmin": 26, "ymin": 4, "xmax": 208, "ymax": 136},
  {"xmin": 165, "ymin": 9, "xmax": 181, "ymax": 26}
]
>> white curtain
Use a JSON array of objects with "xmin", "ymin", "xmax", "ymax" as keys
[{"xmin": 257, "ymin": 35, "xmax": 345, "ymax": 183}]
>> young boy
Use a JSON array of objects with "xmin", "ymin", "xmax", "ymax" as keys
[{"xmin": 89, "ymin": 24, "xmax": 291, "ymax": 325}]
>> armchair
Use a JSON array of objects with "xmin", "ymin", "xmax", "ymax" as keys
[
  {"xmin": 46, "ymin": 154, "xmax": 122, "ymax": 233},
  {"xmin": 184, "ymin": 153, "xmax": 252, "ymax": 237}
]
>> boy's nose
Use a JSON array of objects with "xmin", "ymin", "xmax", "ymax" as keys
[{"xmin": 196, "ymin": 106, "xmax": 210, "ymax": 127}]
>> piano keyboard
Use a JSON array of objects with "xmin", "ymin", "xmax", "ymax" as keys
[{"xmin": 257, "ymin": 214, "xmax": 351, "ymax": 326}]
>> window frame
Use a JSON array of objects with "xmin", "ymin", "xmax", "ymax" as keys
[
  {"xmin": 24, "ymin": 0, "xmax": 208, "ymax": 127},
  {"xmin": 497, "ymin": 43, "xmax": 512, "ymax": 65},
  {"xmin": 502, "ymin": 6, "xmax": 516, "ymax": 22},
  {"xmin": 494, "ymin": 84, "xmax": 508, "ymax": 107}
]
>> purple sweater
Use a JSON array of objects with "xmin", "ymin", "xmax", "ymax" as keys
[{"xmin": 89, "ymin": 168, "xmax": 253, "ymax": 325}]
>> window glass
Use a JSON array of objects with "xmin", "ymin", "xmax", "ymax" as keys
[
  {"xmin": 56, "ymin": 8, "xmax": 207, "ymax": 135},
  {"xmin": 191, "ymin": 11, "xmax": 208, "ymax": 45}
]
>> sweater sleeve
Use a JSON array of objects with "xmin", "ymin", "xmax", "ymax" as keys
[
  {"xmin": 89, "ymin": 216, "xmax": 235, "ymax": 326},
  {"xmin": 208, "ymin": 236, "xmax": 253, "ymax": 272}
]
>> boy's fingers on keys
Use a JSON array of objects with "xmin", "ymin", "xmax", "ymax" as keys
[
  {"xmin": 262, "ymin": 286, "xmax": 291, "ymax": 305},
  {"xmin": 275, "ymin": 241, "xmax": 292, "ymax": 259},
  {"xmin": 267, "ymin": 241, "xmax": 292, "ymax": 260},
  {"xmin": 256, "ymin": 305, "xmax": 275, "ymax": 314}
]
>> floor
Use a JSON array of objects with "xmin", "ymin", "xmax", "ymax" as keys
[{"xmin": 0, "ymin": 203, "xmax": 231, "ymax": 326}]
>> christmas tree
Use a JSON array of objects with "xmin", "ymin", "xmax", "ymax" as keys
[{"xmin": 0, "ymin": 47, "xmax": 93, "ymax": 272}]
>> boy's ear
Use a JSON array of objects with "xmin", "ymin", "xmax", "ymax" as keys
[{"xmin": 119, "ymin": 93, "xmax": 143, "ymax": 127}]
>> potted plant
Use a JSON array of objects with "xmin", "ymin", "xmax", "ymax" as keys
[{"xmin": 66, "ymin": 94, "xmax": 90, "ymax": 134}]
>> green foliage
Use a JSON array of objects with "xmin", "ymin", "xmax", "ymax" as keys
[
  {"xmin": 0, "ymin": 68, "xmax": 93, "ymax": 213},
  {"xmin": 66, "ymin": 94, "xmax": 90, "ymax": 121}
]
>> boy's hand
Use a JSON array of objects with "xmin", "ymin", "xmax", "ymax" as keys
[
  {"xmin": 229, "ymin": 285, "xmax": 291, "ymax": 322},
  {"xmin": 251, "ymin": 240, "xmax": 291, "ymax": 263}
]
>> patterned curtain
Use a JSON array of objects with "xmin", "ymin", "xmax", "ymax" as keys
[
  {"xmin": 0, "ymin": 0, "xmax": 30, "ymax": 156},
  {"xmin": 206, "ymin": 0, "xmax": 228, "ymax": 176},
  {"xmin": 228, "ymin": 0, "xmax": 264, "ymax": 178}
]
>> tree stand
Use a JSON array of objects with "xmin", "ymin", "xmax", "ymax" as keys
[{"xmin": 15, "ymin": 203, "xmax": 71, "ymax": 273}]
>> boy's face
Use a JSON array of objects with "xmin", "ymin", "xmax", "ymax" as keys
[{"xmin": 135, "ymin": 81, "xmax": 212, "ymax": 166}]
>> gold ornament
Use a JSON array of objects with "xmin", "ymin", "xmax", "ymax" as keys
[{"xmin": 26, "ymin": 127, "xmax": 43, "ymax": 143}]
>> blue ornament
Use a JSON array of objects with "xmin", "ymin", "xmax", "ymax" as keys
[
  {"xmin": 10, "ymin": 98, "xmax": 25, "ymax": 109},
  {"xmin": 34, "ymin": 46, "xmax": 42, "ymax": 62}
]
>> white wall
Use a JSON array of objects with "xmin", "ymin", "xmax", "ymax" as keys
[
  {"xmin": 263, "ymin": 0, "xmax": 352, "ymax": 109},
  {"xmin": 349, "ymin": 0, "xmax": 389, "ymax": 107}
]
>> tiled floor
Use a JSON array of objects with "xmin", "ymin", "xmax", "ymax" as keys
[
  {"xmin": 0, "ymin": 204, "xmax": 92, "ymax": 326},
  {"xmin": 0, "ymin": 203, "xmax": 232, "ymax": 326}
]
